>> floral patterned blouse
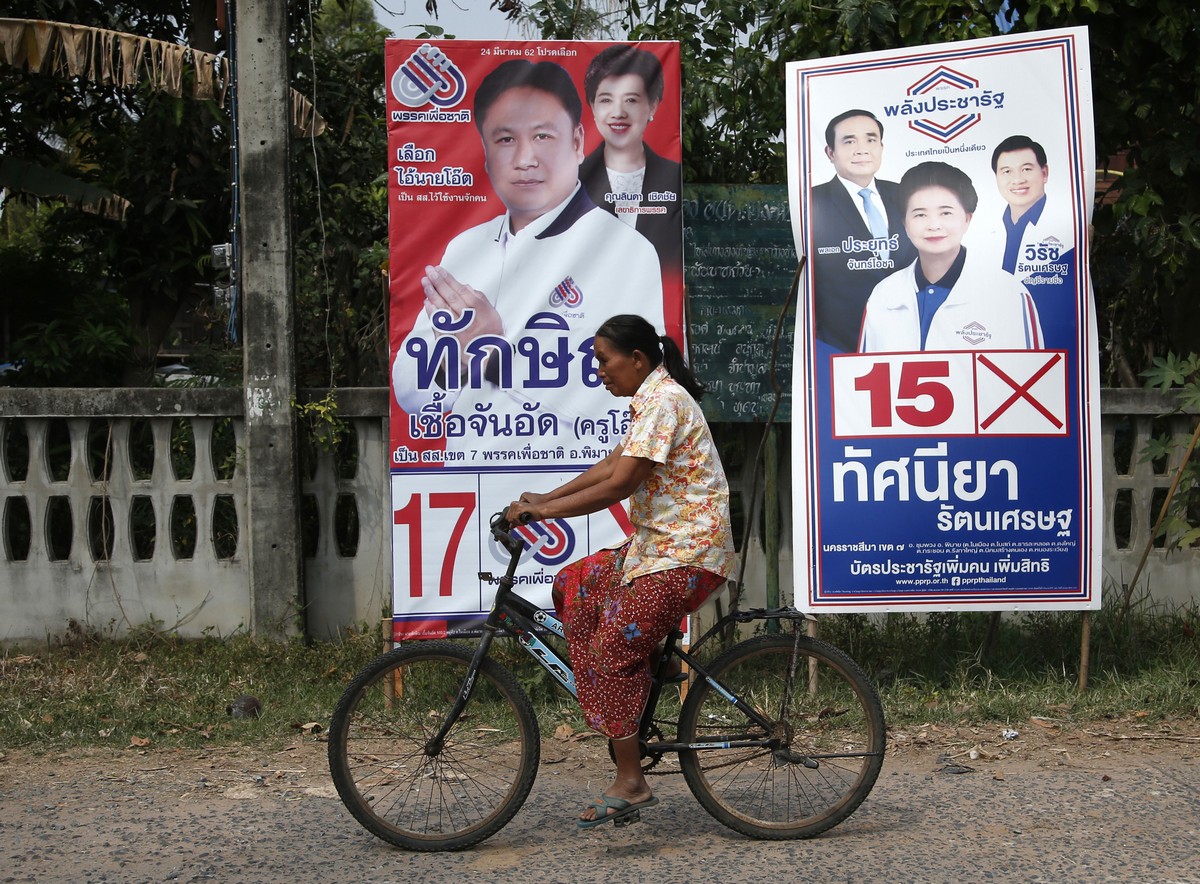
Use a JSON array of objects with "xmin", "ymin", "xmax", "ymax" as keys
[{"xmin": 618, "ymin": 365, "xmax": 738, "ymax": 583}]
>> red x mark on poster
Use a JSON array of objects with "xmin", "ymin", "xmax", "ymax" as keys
[{"xmin": 977, "ymin": 352, "xmax": 1066, "ymax": 432}]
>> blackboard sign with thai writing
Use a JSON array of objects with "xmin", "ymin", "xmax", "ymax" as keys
[{"xmin": 683, "ymin": 184, "xmax": 799, "ymax": 423}]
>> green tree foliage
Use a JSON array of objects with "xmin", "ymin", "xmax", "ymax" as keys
[
  {"xmin": 1078, "ymin": 2, "xmax": 1200, "ymax": 384},
  {"xmin": 0, "ymin": 202, "xmax": 131, "ymax": 384},
  {"xmin": 617, "ymin": 0, "xmax": 1200, "ymax": 384},
  {"xmin": 1, "ymin": 0, "xmax": 389, "ymax": 389},
  {"xmin": 3, "ymin": 0, "xmax": 1195, "ymax": 389},
  {"xmin": 290, "ymin": 0, "xmax": 391, "ymax": 388},
  {"xmin": 0, "ymin": 0, "xmax": 235, "ymax": 385}
]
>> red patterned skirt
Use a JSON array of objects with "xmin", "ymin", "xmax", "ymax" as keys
[{"xmin": 552, "ymin": 543, "xmax": 725, "ymax": 739}]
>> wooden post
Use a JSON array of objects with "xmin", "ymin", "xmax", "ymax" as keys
[
  {"xmin": 764, "ymin": 426, "xmax": 780, "ymax": 626},
  {"xmin": 806, "ymin": 616, "xmax": 819, "ymax": 695},
  {"xmin": 382, "ymin": 617, "xmax": 400, "ymax": 704},
  {"xmin": 1077, "ymin": 611, "xmax": 1091, "ymax": 692}
]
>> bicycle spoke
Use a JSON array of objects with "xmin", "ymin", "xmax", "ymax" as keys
[
  {"xmin": 328, "ymin": 643, "xmax": 540, "ymax": 850},
  {"xmin": 678, "ymin": 634, "xmax": 885, "ymax": 839}
]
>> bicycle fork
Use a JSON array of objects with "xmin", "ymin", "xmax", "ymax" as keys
[
  {"xmin": 425, "ymin": 524, "xmax": 525, "ymax": 756},
  {"xmin": 422, "ymin": 624, "xmax": 502, "ymax": 756}
]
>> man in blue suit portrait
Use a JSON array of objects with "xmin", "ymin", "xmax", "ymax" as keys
[{"xmin": 809, "ymin": 109, "xmax": 916, "ymax": 351}]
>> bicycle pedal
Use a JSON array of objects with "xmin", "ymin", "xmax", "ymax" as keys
[{"xmin": 614, "ymin": 810, "xmax": 641, "ymax": 827}]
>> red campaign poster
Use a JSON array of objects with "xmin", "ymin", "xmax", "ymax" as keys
[{"xmin": 385, "ymin": 40, "xmax": 683, "ymax": 637}]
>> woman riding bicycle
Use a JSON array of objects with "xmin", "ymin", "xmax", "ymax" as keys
[{"xmin": 506, "ymin": 314, "xmax": 736, "ymax": 829}]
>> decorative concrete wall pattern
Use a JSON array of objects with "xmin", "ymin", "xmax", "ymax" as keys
[{"xmin": 0, "ymin": 387, "xmax": 1195, "ymax": 643}]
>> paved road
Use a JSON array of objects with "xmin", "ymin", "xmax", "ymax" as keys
[{"xmin": 1, "ymin": 733, "xmax": 1198, "ymax": 883}]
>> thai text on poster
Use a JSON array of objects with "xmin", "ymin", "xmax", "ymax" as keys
[
  {"xmin": 784, "ymin": 28, "xmax": 1101, "ymax": 611},
  {"xmin": 386, "ymin": 40, "xmax": 683, "ymax": 636}
]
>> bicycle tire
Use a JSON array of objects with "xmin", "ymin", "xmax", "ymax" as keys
[
  {"xmin": 678, "ymin": 633, "xmax": 885, "ymax": 840},
  {"xmin": 327, "ymin": 641, "xmax": 540, "ymax": 851}
]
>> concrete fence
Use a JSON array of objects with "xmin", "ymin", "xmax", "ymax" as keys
[{"xmin": 1, "ymin": 387, "xmax": 1196, "ymax": 644}]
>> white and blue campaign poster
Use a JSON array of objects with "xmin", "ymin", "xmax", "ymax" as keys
[
  {"xmin": 785, "ymin": 28, "xmax": 1101, "ymax": 611},
  {"xmin": 386, "ymin": 41, "xmax": 684, "ymax": 637}
]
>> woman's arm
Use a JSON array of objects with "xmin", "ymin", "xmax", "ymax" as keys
[
  {"xmin": 507, "ymin": 451, "xmax": 654, "ymax": 524},
  {"xmin": 519, "ymin": 445, "xmax": 624, "ymax": 507}
]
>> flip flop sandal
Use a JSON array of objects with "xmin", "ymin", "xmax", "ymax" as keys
[{"xmin": 576, "ymin": 794, "xmax": 660, "ymax": 829}]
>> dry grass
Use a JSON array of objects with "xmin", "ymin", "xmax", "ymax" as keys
[
  {"xmin": 0, "ymin": 622, "xmax": 382, "ymax": 751},
  {"xmin": 2, "ymin": 590, "xmax": 1198, "ymax": 753}
]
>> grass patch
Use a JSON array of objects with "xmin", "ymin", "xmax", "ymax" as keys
[
  {"xmin": 0, "ymin": 622, "xmax": 384, "ymax": 752},
  {"xmin": 817, "ymin": 588, "xmax": 1200, "ymax": 729},
  {"xmin": 2, "ymin": 590, "xmax": 1198, "ymax": 754}
]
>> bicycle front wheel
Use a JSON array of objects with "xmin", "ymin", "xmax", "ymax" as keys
[
  {"xmin": 678, "ymin": 633, "xmax": 885, "ymax": 840},
  {"xmin": 327, "ymin": 641, "xmax": 540, "ymax": 851}
]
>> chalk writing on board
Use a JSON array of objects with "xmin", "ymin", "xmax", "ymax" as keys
[{"xmin": 683, "ymin": 184, "xmax": 799, "ymax": 423}]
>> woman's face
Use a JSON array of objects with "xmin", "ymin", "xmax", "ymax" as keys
[
  {"xmin": 593, "ymin": 335, "xmax": 648, "ymax": 398},
  {"xmin": 590, "ymin": 73, "xmax": 658, "ymax": 152},
  {"xmin": 903, "ymin": 185, "xmax": 973, "ymax": 259}
]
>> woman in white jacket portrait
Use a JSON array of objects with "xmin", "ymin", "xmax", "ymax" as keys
[{"xmin": 858, "ymin": 161, "xmax": 1043, "ymax": 353}]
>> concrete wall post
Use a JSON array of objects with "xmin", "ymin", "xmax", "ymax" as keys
[{"xmin": 234, "ymin": 4, "xmax": 303, "ymax": 637}]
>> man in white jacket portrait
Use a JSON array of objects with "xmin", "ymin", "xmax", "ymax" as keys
[
  {"xmin": 988, "ymin": 135, "xmax": 1072, "ymax": 278},
  {"xmin": 391, "ymin": 59, "xmax": 664, "ymax": 458}
]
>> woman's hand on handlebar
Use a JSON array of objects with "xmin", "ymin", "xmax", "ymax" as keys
[
  {"xmin": 506, "ymin": 491, "xmax": 550, "ymax": 525},
  {"xmin": 505, "ymin": 498, "xmax": 540, "ymax": 526}
]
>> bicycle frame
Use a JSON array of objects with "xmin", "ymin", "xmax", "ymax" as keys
[
  {"xmin": 426, "ymin": 514, "xmax": 805, "ymax": 759},
  {"xmin": 331, "ymin": 508, "xmax": 886, "ymax": 850}
]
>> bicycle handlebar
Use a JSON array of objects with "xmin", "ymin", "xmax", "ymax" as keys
[{"xmin": 490, "ymin": 510, "xmax": 533, "ymax": 557}]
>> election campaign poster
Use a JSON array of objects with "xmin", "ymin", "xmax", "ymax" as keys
[
  {"xmin": 785, "ymin": 28, "xmax": 1100, "ymax": 611},
  {"xmin": 386, "ymin": 40, "xmax": 684, "ymax": 637}
]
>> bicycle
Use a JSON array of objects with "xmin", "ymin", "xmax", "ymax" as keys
[{"xmin": 327, "ymin": 511, "xmax": 886, "ymax": 851}]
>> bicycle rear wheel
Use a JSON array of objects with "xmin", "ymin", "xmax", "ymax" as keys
[
  {"xmin": 678, "ymin": 633, "xmax": 885, "ymax": 839},
  {"xmin": 327, "ymin": 641, "xmax": 540, "ymax": 851}
]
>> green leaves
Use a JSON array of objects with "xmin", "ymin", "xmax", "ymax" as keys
[
  {"xmin": 7, "ymin": 297, "xmax": 135, "ymax": 387},
  {"xmin": 289, "ymin": 1, "xmax": 392, "ymax": 388},
  {"xmin": 1139, "ymin": 352, "xmax": 1200, "ymax": 551},
  {"xmin": 1140, "ymin": 353, "xmax": 1200, "ymax": 392},
  {"xmin": 0, "ymin": 1, "xmax": 241, "ymax": 384},
  {"xmin": 634, "ymin": 0, "xmax": 1200, "ymax": 381}
]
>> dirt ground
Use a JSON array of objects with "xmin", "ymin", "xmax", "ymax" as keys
[{"xmin": 2, "ymin": 716, "xmax": 1199, "ymax": 883}]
